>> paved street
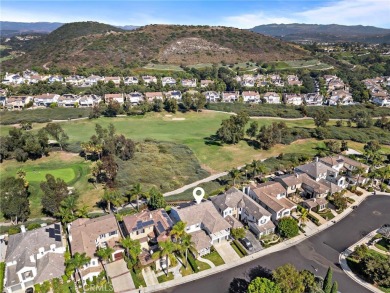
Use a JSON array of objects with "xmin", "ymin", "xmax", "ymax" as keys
[{"xmin": 162, "ymin": 195, "xmax": 390, "ymax": 293}]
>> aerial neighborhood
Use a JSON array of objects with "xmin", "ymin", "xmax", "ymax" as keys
[{"xmin": 1, "ymin": 70, "xmax": 390, "ymax": 110}]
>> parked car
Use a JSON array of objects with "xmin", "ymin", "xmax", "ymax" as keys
[
  {"xmin": 25, "ymin": 288, "xmax": 34, "ymax": 293},
  {"xmin": 239, "ymin": 237, "xmax": 253, "ymax": 251}
]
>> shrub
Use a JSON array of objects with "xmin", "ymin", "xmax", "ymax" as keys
[
  {"xmin": 0, "ymin": 262, "xmax": 5, "ymax": 293},
  {"xmin": 27, "ymin": 223, "xmax": 42, "ymax": 230},
  {"xmin": 355, "ymin": 190, "xmax": 363, "ymax": 196},
  {"xmin": 8, "ymin": 226, "xmax": 21, "ymax": 235},
  {"xmin": 233, "ymin": 240, "xmax": 248, "ymax": 256}
]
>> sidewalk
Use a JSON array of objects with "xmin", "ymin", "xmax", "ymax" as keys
[
  {"xmin": 135, "ymin": 192, "xmax": 390, "ymax": 293},
  {"xmin": 339, "ymin": 229, "xmax": 383, "ymax": 293}
]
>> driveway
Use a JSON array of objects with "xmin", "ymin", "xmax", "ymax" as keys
[
  {"xmin": 214, "ymin": 241, "xmax": 240, "ymax": 264},
  {"xmin": 105, "ymin": 259, "xmax": 135, "ymax": 293},
  {"xmin": 244, "ymin": 230, "xmax": 262, "ymax": 254}
]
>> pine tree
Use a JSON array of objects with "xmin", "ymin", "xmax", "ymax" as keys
[
  {"xmin": 323, "ymin": 267, "xmax": 333, "ymax": 293},
  {"xmin": 331, "ymin": 281, "xmax": 338, "ymax": 293}
]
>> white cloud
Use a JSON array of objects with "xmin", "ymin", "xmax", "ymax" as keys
[{"xmin": 223, "ymin": 0, "xmax": 390, "ymax": 28}]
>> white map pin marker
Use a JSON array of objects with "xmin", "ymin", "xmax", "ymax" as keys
[{"xmin": 193, "ymin": 187, "xmax": 205, "ymax": 204}]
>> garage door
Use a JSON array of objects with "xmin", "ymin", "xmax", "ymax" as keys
[{"xmin": 113, "ymin": 251, "xmax": 123, "ymax": 261}]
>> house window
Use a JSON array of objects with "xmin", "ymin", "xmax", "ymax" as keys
[
  {"xmin": 109, "ymin": 231, "xmax": 117, "ymax": 236},
  {"xmin": 99, "ymin": 233, "xmax": 105, "ymax": 239}
]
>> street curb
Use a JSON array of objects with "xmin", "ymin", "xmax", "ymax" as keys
[{"xmin": 339, "ymin": 229, "xmax": 383, "ymax": 293}]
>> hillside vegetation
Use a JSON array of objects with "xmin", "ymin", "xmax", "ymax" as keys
[{"xmin": 3, "ymin": 22, "xmax": 309, "ymax": 71}]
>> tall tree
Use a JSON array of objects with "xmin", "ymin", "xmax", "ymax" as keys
[
  {"xmin": 120, "ymin": 236, "xmax": 141, "ymax": 269},
  {"xmin": 247, "ymin": 277, "xmax": 282, "ymax": 293},
  {"xmin": 0, "ymin": 177, "xmax": 30, "ymax": 224},
  {"xmin": 229, "ymin": 168, "xmax": 241, "ymax": 186},
  {"xmin": 101, "ymin": 189, "xmax": 123, "ymax": 213},
  {"xmin": 66, "ymin": 252, "xmax": 91, "ymax": 291},
  {"xmin": 323, "ymin": 267, "xmax": 333, "ymax": 293},
  {"xmin": 44, "ymin": 123, "xmax": 69, "ymax": 150},
  {"xmin": 246, "ymin": 121, "xmax": 259, "ymax": 140},
  {"xmin": 171, "ymin": 221, "xmax": 186, "ymax": 240},
  {"xmin": 147, "ymin": 187, "xmax": 167, "ymax": 210},
  {"xmin": 273, "ymin": 263, "xmax": 305, "ymax": 293},
  {"xmin": 159, "ymin": 239, "xmax": 176, "ymax": 273},
  {"xmin": 277, "ymin": 217, "xmax": 299, "ymax": 239},
  {"xmin": 130, "ymin": 183, "xmax": 144, "ymax": 211},
  {"xmin": 313, "ymin": 110, "xmax": 329, "ymax": 128},
  {"xmin": 331, "ymin": 281, "xmax": 338, "ymax": 293},
  {"xmin": 40, "ymin": 174, "xmax": 69, "ymax": 216}
]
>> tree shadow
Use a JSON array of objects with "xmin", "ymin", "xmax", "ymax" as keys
[
  {"xmin": 243, "ymin": 138, "xmax": 260, "ymax": 150},
  {"xmin": 204, "ymin": 135, "xmax": 222, "ymax": 146},
  {"xmin": 246, "ymin": 265, "xmax": 273, "ymax": 281},
  {"xmin": 229, "ymin": 278, "xmax": 249, "ymax": 293}
]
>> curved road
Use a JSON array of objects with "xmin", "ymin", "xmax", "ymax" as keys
[{"xmin": 163, "ymin": 195, "xmax": 390, "ymax": 293}]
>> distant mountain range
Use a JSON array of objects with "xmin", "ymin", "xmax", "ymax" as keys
[
  {"xmin": 2, "ymin": 21, "xmax": 308, "ymax": 70},
  {"xmin": 250, "ymin": 24, "xmax": 390, "ymax": 43},
  {"xmin": 0, "ymin": 21, "xmax": 139, "ymax": 37}
]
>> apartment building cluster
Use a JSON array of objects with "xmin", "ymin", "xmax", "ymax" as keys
[{"xmin": 362, "ymin": 76, "xmax": 390, "ymax": 107}]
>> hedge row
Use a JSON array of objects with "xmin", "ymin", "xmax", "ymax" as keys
[
  {"xmin": 0, "ymin": 262, "xmax": 5, "ymax": 293},
  {"xmin": 187, "ymin": 252, "xmax": 199, "ymax": 273},
  {"xmin": 233, "ymin": 239, "xmax": 248, "ymax": 256},
  {"xmin": 308, "ymin": 213, "xmax": 321, "ymax": 226}
]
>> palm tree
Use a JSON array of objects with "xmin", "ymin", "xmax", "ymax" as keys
[
  {"xmin": 101, "ymin": 189, "xmax": 123, "ymax": 213},
  {"xmin": 171, "ymin": 221, "xmax": 186, "ymax": 241},
  {"xmin": 352, "ymin": 166, "xmax": 366, "ymax": 186},
  {"xmin": 181, "ymin": 233, "xmax": 195, "ymax": 268},
  {"xmin": 229, "ymin": 168, "xmax": 241, "ymax": 186},
  {"xmin": 62, "ymin": 195, "xmax": 78, "ymax": 216},
  {"xmin": 299, "ymin": 208, "xmax": 309, "ymax": 226},
  {"xmin": 130, "ymin": 183, "xmax": 144, "ymax": 211},
  {"xmin": 120, "ymin": 237, "xmax": 141, "ymax": 269},
  {"xmin": 159, "ymin": 240, "xmax": 176, "ymax": 274},
  {"xmin": 76, "ymin": 204, "xmax": 89, "ymax": 218},
  {"xmin": 250, "ymin": 160, "xmax": 266, "ymax": 179},
  {"xmin": 56, "ymin": 206, "xmax": 76, "ymax": 225},
  {"xmin": 66, "ymin": 252, "xmax": 91, "ymax": 291},
  {"xmin": 96, "ymin": 246, "xmax": 114, "ymax": 279}
]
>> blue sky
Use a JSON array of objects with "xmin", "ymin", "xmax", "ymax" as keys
[{"xmin": 2, "ymin": 0, "xmax": 390, "ymax": 28}]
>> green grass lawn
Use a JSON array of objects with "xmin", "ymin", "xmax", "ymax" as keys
[
  {"xmin": 203, "ymin": 250, "xmax": 225, "ymax": 266},
  {"xmin": 196, "ymin": 259, "xmax": 211, "ymax": 271},
  {"xmin": 157, "ymin": 272, "xmax": 174, "ymax": 283},
  {"xmin": 230, "ymin": 242, "xmax": 245, "ymax": 258},
  {"xmin": 0, "ymin": 262, "xmax": 5, "ymax": 293},
  {"xmin": 180, "ymin": 265, "xmax": 193, "ymax": 276},
  {"xmin": 0, "ymin": 152, "xmax": 94, "ymax": 219},
  {"xmin": 317, "ymin": 209, "xmax": 335, "ymax": 220},
  {"xmin": 131, "ymin": 269, "xmax": 146, "ymax": 289}
]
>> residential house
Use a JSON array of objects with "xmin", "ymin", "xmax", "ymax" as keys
[
  {"xmin": 241, "ymin": 76, "xmax": 255, "ymax": 87},
  {"xmin": 211, "ymin": 187, "xmax": 275, "ymax": 238},
  {"xmin": 64, "ymin": 75, "xmax": 85, "ymax": 86},
  {"xmin": 85, "ymin": 75, "xmax": 103, "ymax": 86},
  {"xmin": 320, "ymin": 155, "xmax": 369, "ymax": 185},
  {"xmin": 170, "ymin": 201, "xmax": 231, "ymax": 256},
  {"xmin": 304, "ymin": 93, "xmax": 324, "ymax": 106},
  {"xmin": 127, "ymin": 92, "xmax": 144, "ymax": 105},
  {"xmin": 243, "ymin": 182, "xmax": 296, "ymax": 222},
  {"xmin": 124, "ymin": 76, "xmax": 139, "ymax": 85},
  {"xmin": 182, "ymin": 79, "xmax": 197, "ymax": 87},
  {"xmin": 302, "ymin": 198, "xmax": 328, "ymax": 213},
  {"xmin": 162, "ymin": 77, "xmax": 176, "ymax": 87},
  {"xmin": 4, "ymin": 224, "xmax": 65, "ymax": 293},
  {"xmin": 263, "ymin": 92, "xmax": 281, "ymax": 104},
  {"xmin": 327, "ymin": 79, "xmax": 345, "ymax": 91},
  {"xmin": 2, "ymin": 73, "xmax": 25, "ymax": 85},
  {"xmin": 328, "ymin": 90, "xmax": 354, "ymax": 106},
  {"xmin": 145, "ymin": 92, "xmax": 164, "ymax": 103},
  {"xmin": 68, "ymin": 214, "xmax": 123, "ymax": 282},
  {"xmin": 222, "ymin": 91, "xmax": 239, "ymax": 103},
  {"xmin": 34, "ymin": 93, "xmax": 60, "ymax": 107},
  {"xmin": 371, "ymin": 91, "xmax": 390, "ymax": 107},
  {"xmin": 78, "ymin": 95, "xmax": 102, "ymax": 107},
  {"xmin": 6, "ymin": 96, "xmax": 33, "ymax": 110},
  {"xmin": 165, "ymin": 90, "xmax": 182, "ymax": 100},
  {"xmin": 142, "ymin": 75, "xmax": 157, "ymax": 84},
  {"xmin": 300, "ymin": 173, "xmax": 331, "ymax": 198},
  {"xmin": 48, "ymin": 76, "xmax": 63, "ymax": 83},
  {"xmin": 275, "ymin": 174, "xmax": 303, "ymax": 196},
  {"xmin": 242, "ymin": 91, "xmax": 261, "ymax": 103},
  {"xmin": 122, "ymin": 209, "xmax": 173, "ymax": 270},
  {"xmin": 58, "ymin": 94, "xmax": 80, "ymax": 107},
  {"xmin": 287, "ymin": 75, "xmax": 303, "ymax": 86},
  {"xmin": 200, "ymin": 80, "xmax": 214, "ymax": 88},
  {"xmin": 203, "ymin": 91, "xmax": 220, "ymax": 103},
  {"xmin": 104, "ymin": 77, "xmax": 121, "ymax": 86},
  {"xmin": 283, "ymin": 94, "xmax": 303, "ymax": 106},
  {"xmin": 104, "ymin": 93, "xmax": 125, "ymax": 104},
  {"xmin": 269, "ymin": 74, "xmax": 284, "ymax": 87},
  {"xmin": 28, "ymin": 75, "xmax": 46, "ymax": 84}
]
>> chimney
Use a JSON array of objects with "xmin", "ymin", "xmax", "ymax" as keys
[{"xmin": 21, "ymin": 225, "xmax": 26, "ymax": 233}]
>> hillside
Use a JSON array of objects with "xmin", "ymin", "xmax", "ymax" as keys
[
  {"xmin": 250, "ymin": 24, "xmax": 390, "ymax": 43},
  {"xmin": 3, "ymin": 22, "xmax": 309, "ymax": 71}
]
